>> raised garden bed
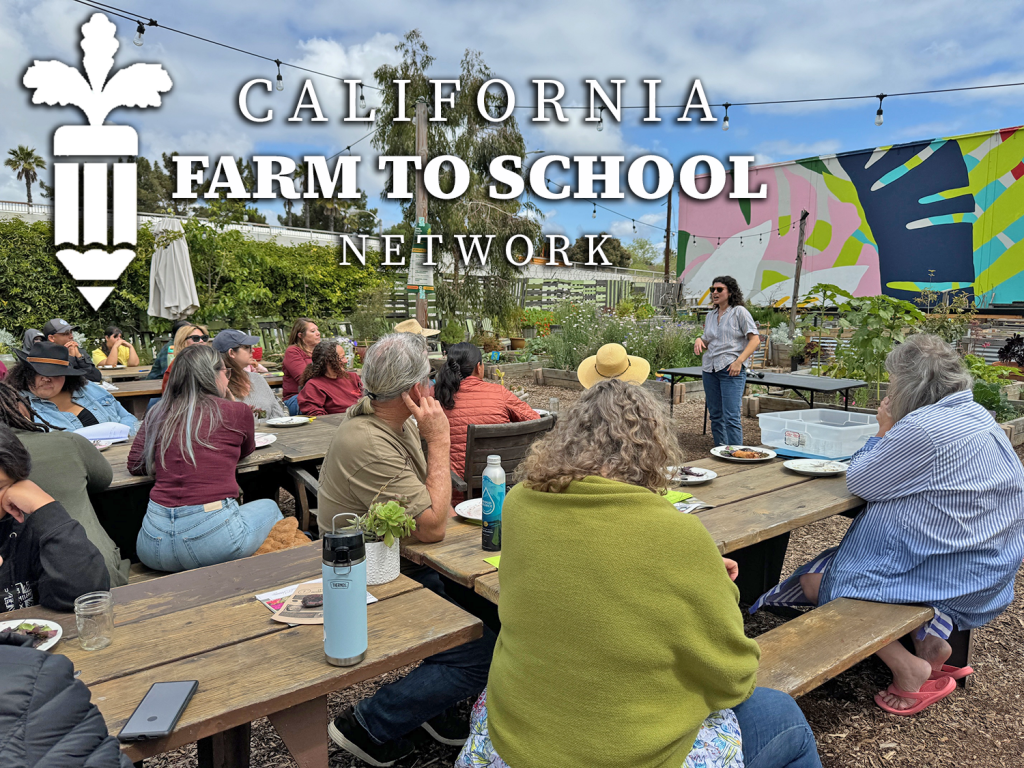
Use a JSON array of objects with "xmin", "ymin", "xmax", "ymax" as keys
[{"xmin": 484, "ymin": 361, "xmax": 545, "ymax": 379}]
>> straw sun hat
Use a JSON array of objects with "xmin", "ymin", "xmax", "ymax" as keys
[
  {"xmin": 577, "ymin": 343, "xmax": 650, "ymax": 388},
  {"xmin": 393, "ymin": 319, "xmax": 440, "ymax": 337}
]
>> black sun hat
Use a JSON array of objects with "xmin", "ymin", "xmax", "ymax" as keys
[{"xmin": 15, "ymin": 341, "xmax": 87, "ymax": 378}]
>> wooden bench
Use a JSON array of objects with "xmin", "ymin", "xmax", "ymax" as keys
[{"xmin": 756, "ymin": 598, "xmax": 935, "ymax": 697}]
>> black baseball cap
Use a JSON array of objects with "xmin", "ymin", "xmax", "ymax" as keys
[{"xmin": 42, "ymin": 318, "xmax": 77, "ymax": 336}]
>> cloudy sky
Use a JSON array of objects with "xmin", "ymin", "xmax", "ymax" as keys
[{"xmin": 3, "ymin": 0, "xmax": 1023, "ymax": 246}]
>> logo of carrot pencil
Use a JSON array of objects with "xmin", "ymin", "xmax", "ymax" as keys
[{"xmin": 23, "ymin": 13, "xmax": 172, "ymax": 310}]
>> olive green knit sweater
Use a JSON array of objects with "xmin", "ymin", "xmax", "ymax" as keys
[{"xmin": 488, "ymin": 476, "xmax": 760, "ymax": 768}]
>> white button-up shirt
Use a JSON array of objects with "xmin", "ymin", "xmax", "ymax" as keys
[{"xmin": 701, "ymin": 305, "xmax": 758, "ymax": 373}]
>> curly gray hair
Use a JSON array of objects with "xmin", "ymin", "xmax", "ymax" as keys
[{"xmin": 886, "ymin": 334, "xmax": 973, "ymax": 422}]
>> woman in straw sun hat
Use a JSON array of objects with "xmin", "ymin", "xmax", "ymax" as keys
[{"xmin": 577, "ymin": 343, "xmax": 650, "ymax": 389}]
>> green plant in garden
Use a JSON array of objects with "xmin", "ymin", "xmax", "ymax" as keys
[
  {"xmin": 523, "ymin": 308, "xmax": 554, "ymax": 336},
  {"xmin": 998, "ymin": 334, "xmax": 1024, "ymax": 367},
  {"xmin": 347, "ymin": 286, "xmax": 392, "ymax": 342},
  {"xmin": 963, "ymin": 354, "xmax": 1012, "ymax": 384},
  {"xmin": 746, "ymin": 304, "xmax": 789, "ymax": 327},
  {"xmin": 972, "ymin": 381, "xmax": 1018, "ymax": 422},
  {"xmin": 915, "ymin": 289, "xmax": 976, "ymax": 344},
  {"xmin": 438, "ymin": 322, "xmax": 465, "ymax": 346},
  {"xmin": 359, "ymin": 500, "xmax": 416, "ymax": 547},
  {"xmin": 0, "ymin": 329, "xmax": 16, "ymax": 355}
]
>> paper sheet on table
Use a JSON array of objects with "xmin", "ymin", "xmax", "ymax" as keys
[
  {"xmin": 74, "ymin": 423, "xmax": 131, "ymax": 442},
  {"xmin": 255, "ymin": 578, "xmax": 376, "ymax": 612},
  {"xmin": 483, "ymin": 555, "xmax": 501, "ymax": 568}
]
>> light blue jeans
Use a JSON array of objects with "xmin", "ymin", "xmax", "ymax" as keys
[
  {"xmin": 703, "ymin": 368, "xmax": 748, "ymax": 446},
  {"xmin": 733, "ymin": 687, "xmax": 821, "ymax": 767},
  {"xmin": 136, "ymin": 497, "xmax": 283, "ymax": 572},
  {"xmin": 285, "ymin": 395, "xmax": 300, "ymax": 416}
]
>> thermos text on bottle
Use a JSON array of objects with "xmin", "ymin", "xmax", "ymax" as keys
[
  {"xmin": 482, "ymin": 454, "xmax": 505, "ymax": 552},
  {"xmin": 322, "ymin": 523, "xmax": 368, "ymax": 667}
]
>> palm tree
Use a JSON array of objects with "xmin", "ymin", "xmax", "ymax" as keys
[
  {"xmin": 320, "ymin": 198, "xmax": 341, "ymax": 232},
  {"xmin": 5, "ymin": 146, "xmax": 46, "ymax": 205}
]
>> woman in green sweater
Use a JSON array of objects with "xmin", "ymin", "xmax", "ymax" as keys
[{"xmin": 457, "ymin": 378, "xmax": 820, "ymax": 768}]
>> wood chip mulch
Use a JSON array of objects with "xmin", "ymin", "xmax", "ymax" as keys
[{"xmin": 147, "ymin": 374, "xmax": 1024, "ymax": 768}]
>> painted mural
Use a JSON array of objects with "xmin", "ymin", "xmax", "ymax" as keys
[{"xmin": 678, "ymin": 126, "xmax": 1024, "ymax": 308}]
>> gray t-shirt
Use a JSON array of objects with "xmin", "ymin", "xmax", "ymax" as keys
[
  {"xmin": 701, "ymin": 306, "xmax": 758, "ymax": 373},
  {"xmin": 242, "ymin": 372, "xmax": 287, "ymax": 419}
]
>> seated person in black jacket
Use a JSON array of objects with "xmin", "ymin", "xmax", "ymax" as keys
[
  {"xmin": 0, "ymin": 629, "xmax": 131, "ymax": 768},
  {"xmin": 0, "ymin": 424, "xmax": 109, "ymax": 612}
]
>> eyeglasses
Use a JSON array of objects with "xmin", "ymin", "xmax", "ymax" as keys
[
  {"xmin": 709, "ymin": 287, "xmax": 726, "ymax": 293},
  {"xmin": 186, "ymin": 334, "xmax": 210, "ymax": 343}
]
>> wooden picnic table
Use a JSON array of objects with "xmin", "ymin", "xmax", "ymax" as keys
[
  {"xmin": 109, "ymin": 374, "xmax": 284, "ymax": 418},
  {"xmin": 2, "ymin": 542, "xmax": 482, "ymax": 768},
  {"xmin": 99, "ymin": 365, "xmax": 152, "ymax": 381},
  {"xmin": 403, "ymin": 455, "xmax": 863, "ymax": 605}
]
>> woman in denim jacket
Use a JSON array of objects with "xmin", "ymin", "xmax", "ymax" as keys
[{"xmin": 8, "ymin": 342, "xmax": 139, "ymax": 437}]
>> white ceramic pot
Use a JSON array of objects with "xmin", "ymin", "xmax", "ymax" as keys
[{"xmin": 365, "ymin": 540, "xmax": 400, "ymax": 585}]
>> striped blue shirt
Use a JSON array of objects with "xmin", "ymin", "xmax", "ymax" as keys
[{"xmin": 818, "ymin": 389, "xmax": 1024, "ymax": 631}]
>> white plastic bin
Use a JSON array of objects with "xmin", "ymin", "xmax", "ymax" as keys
[{"xmin": 757, "ymin": 408, "xmax": 878, "ymax": 458}]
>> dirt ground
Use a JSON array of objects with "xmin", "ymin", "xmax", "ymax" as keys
[{"xmin": 150, "ymin": 373, "xmax": 1024, "ymax": 768}]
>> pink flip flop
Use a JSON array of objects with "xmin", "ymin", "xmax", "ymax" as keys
[
  {"xmin": 928, "ymin": 664, "xmax": 973, "ymax": 681},
  {"xmin": 874, "ymin": 675, "xmax": 956, "ymax": 716}
]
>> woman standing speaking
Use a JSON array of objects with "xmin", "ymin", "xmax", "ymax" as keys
[{"xmin": 694, "ymin": 276, "xmax": 760, "ymax": 446}]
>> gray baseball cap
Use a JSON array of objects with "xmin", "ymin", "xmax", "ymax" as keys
[
  {"xmin": 42, "ymin": 318, "xmax": 77, "ymax": 336},
  {"xmin": 212, "ymin": 329, "xmax": 260, "ymax": 353}
]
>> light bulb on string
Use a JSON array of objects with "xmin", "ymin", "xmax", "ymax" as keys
[
  {"xmin": 592, "ymin": 204, "xmax": 597, "ymax": 219},
  {"xmin": 875, "ymin": 94, "xmax": 885, "ymax": 126},
  {"xmin": 358, "ymin": 84, "xmax": 366, "ymax": 111},
  {"xmin": 632, "ymin": 219, "xmax": 636, "ymax": 234},
  {"xmin": 597, "ymin": 107, "xmax": 604, "ymax": 132},
  {"xmin": 275, "ymin": 60, "xmax": 284, "ymax": 91},
  {"xmin": 133, "ymin": 21, "xmax": 145, "ymax": 46},
  {"xmin": 722, "ymin": 102, "xmax": 731, "ymax": 132}
]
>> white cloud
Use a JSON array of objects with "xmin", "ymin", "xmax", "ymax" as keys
[{"xmin": 754, "ymin": 139, "xmax": 843, "ymax": 166}]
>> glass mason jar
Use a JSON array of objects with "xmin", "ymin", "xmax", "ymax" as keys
[
  {"xmin": 74, "ymin": 591, "xmax": 114, "ymax": 651},
  {"xmin": 548, "ymin": 397, "xmax": 560, "ymax": 416}
]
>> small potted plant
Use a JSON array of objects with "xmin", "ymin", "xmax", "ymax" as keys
[
  {"xmin": 358, "ymin": 499, "xmax": 416, "ymax": 585},
  {"xmin": 996, "ymin": 334, "xmax": 1024, "ymax": 381}
]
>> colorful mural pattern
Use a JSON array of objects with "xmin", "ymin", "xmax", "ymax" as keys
[{"xmin": 679, "ymin": 126, "xmax": 1024, "ymax": 307}]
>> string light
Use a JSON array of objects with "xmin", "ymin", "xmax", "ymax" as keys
[
  {"xmin": 275, "ymin": 60, "xmax": 284, "ymax": 91},
  {"xmin": 632, "ymin": 219, "xmax": 637, "ymax": 233},
  {"xmin": 596, "ymin": 107, "xmax": 604, "ymax": 132},
  {"xmin": 592, "ymin": 204, "xmax": 597, "ymax": 219},
  {"xmin": 358, "ymin": 84, "xmax": 367, "ymax": 111},
  {"xmin": 722, "ymin": 102, "xmax": 730, "ymax": 131},
  {"xmin": 133, "ymin": 21, "xmax": 145, "ymax": 46},
  {"xmin": 875, "ymin": 94, "xmax": 886, "ymax": 126}
]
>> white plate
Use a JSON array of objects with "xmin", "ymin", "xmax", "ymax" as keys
[
  {"xmin": 783, "ymin": 459, "xmax": 849, "ymax": 477},
  {"xmin": 254, "ymin": 432, "xmax": 278, "ymax": 448},
  {"xmin": 710, "ymin": 446, "xmax": 777, "ymax": 462},
  {"xmin": 454, "ymin": 498, "xmax": 482, "ymax": 522},
  {"xmin": 90, "ymin": 440, "xmax": 113, "ymax": 452},
  {"xmin": 265, "ymin": 416, "xmax": 311, "ymax": 428},
  {"xmin": 667, "ymin": 466, "xmax": 718, "ymax": 485},
  {"xmin": 98, "ymin": 365, "xmax": 126, "ymax": 369},
  {"xmin": 0, "ymin": 618, "xmax": 63, "ymax": 651}
]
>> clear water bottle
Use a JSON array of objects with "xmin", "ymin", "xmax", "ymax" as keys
[
  {"xmin": 482, "ymin": 455, "xmax": 505, "ymax": 552},
  {"xmin": 322, "ymin": 526, "xmax": 367, "ymax": 666}
]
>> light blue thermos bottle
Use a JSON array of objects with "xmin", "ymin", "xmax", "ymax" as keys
[{"xmin": 322, "ymin": 523, "xmax": 367, "ymax": 667}]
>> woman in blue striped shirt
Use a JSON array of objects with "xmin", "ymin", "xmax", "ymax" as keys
[{"xmin": 752, "ymin": 334, "xmax": 1024, "ymax": 715}]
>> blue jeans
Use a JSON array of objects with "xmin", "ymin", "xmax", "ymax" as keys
[
  {"xmin": 285, "ymin": 395, "xmax": 300, "ymax": 416},
  {"xmin": 703, "ymin": 368, "xmax": 748, "ymax": 446},
  {"xmin": 734, "ymin": 687, "xmax": 821, "ymax": 768},
  {"xmin": 355, "ymin": 567, "xmax": 498, "ymax": 743},
  {"xmin": 136, "ymin": 497, "xmax": 283, "ymax": 572}
]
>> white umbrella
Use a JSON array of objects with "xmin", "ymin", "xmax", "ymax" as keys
[{"xmin": 148, "ymin": 218, "xmax": 199, "ymax": 320}]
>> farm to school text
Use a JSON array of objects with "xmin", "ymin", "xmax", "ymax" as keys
[{"xmin": 170, "ymin": 155, "xmax": 767, "ymax": 204}]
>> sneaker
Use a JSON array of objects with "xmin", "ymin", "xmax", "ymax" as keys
[
  {"xmin": 419, "ymin": 706, "xmax": 470, "ymax": 746},
  {"xmin": 328, "ymin": 707, "xmax": 414, "ymax": 767}
]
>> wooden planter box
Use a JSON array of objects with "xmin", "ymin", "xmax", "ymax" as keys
[
  {"xmin": 998, "ymin": 407, "xmax": 1024, "ymax": 446},
  {"xmin": 533, "ymin": 368, "xmax": 583, "ymax": 390},
  {"xmin": 484, "ymin": 361, "xmax": 543, "ymax": 379}
]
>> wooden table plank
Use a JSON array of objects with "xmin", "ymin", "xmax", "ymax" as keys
[
  {"xmin": 681, "ymin": 462, "xmax": 812, "ymax": 508},
  {"xmin": 100, "ymin": 366, "xmax": 152, "ymax": 380},
  {"xmin": 401, "ymin": 517, "xmax": 494, "ymax": 588},
  {"xmin": 109, "ymin": 375, "xmax": 283, "ymax": 398},
  {"xmin": 474, "ymin": 571, "xmax": 500, "ymax": 605},
  {"xmin": 3, "ymin": 542, "xmax": 333, "ymax": 639},
  {"xmin": 95, "ymin": 588, "xmax": 482, "ymax": 762},
  {"xmin": 756, "ymin": 598, "xmax": 933, "ymax": 697},
  {"xmin": 61, "ymin": 574, "xmax": 422, "ymax": 686},
  {"xmin": 271, "ymin": 413, "xmax": 345, "ymax": 463},
  {"xmin": 698, "ymin": 475, "xmax": 862, "ymax": 554}
]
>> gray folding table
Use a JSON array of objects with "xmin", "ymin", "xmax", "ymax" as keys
[{"xmin": 657, "ymin": 366, "xmax": 868, "ymax": 434}]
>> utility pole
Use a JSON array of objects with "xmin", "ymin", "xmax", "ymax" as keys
[
  {"xmin": 788, "ymin": 210, "xmax": 810, "ymax": 362},
  {"xmin": 413, "ymin": 97, "xmax": 430, "ymax": 328},
  {"xmin": 663, "ymin": 187, "xmax": 673, "ymax": 284}
]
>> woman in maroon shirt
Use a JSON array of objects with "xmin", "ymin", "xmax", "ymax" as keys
[
  {"xmin": 297, "ymin": 339, "xmax": 362, "ymax": 416},
  {"xmin": 129, "ymin": 345, "xmax": 282, "ymax": 572},
  {"xmin": 282, "ymin": 318, "xmax": 321, "ymax": 415}
]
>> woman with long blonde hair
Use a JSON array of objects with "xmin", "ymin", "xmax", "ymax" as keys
[
  {"xmin": 160, "ymin": 323, "xmax": 209, "ymax": 392},
  {"xmin": 457, "ymin": 378, "xmax": 820, "ymax": 768}
]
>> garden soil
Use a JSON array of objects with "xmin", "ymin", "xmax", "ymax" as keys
[{"xmin": 148, "ymin": 374, "xmax": 1024, "ymax": 768}]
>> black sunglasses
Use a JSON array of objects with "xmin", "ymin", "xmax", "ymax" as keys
[
  {"xmin": 709, "ymin": 286, "xmax": 726, "ymax": 293},
  {"xmin": 186, "ymin": 334, "xmax": 210, "ymax": 343}
]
